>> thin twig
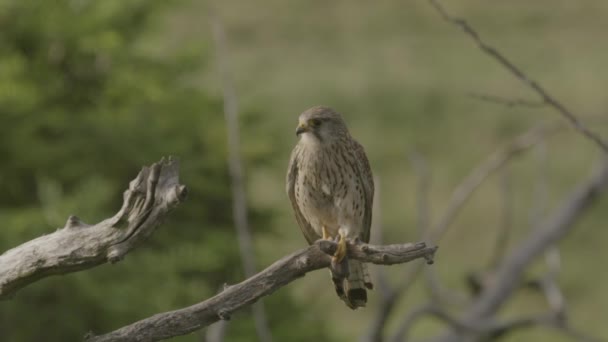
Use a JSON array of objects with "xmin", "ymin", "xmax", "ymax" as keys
[
  {"xmin": 364, "ymin": 125, "xmax": 558, "ymax": 340},
  {"xmin": 524, "ymin": 139, "xmax": 567, "ymax": 318},
  {"xmin": 409, "ymin": 151, "xmax": 465, "ymax": 305},
  {"xmin": 210, "ymin": 13, "xmax": 273, "ymax": 342},
  {"xmin": 488, "ymin": 165, "xmax": 513, "ymax": 269},
  {"xmin": 467, "ymin": 92, "xmax": 546, "ymax": 109},
  {"xmin": 391, "ymin": 304, "xmax": 485, "ymax": 342},
  {"xmin": 489, "ymin": 313, "xmax": 603, "ymax": 342},
  {"xmin": 429, "ymin": 0, "xmax": 608, "ymax": 154},
  {"xmin": 408, "ymin": 151, "xmax": 441, "ymax": 300},
  {"xmin": 431, "ymin": 123, "xmax": 560, "ymax": 243},
  {"xmin": 433, "ymin": 161, "xmax": 608, "ymax": 342}
]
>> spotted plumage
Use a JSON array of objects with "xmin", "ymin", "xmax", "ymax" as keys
[{"xmin": 286, "ymin": 106, "xmax": 374, "ymax": 309}]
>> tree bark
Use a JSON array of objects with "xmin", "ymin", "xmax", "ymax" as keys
[
  {"xmin": 0, "ymin": 157, "xmax": 186, "ymax": 300},
  {"xmin": 86, "ymin": 240, "xmax": 437, "ymax": 342}
]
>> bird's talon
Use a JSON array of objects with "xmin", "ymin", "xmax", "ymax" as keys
[
  {"xmin": 322, "ymin": 226, "xmax": 331, "ymax": 240},
  {"xmin": 333, "ymin": 233, "xmax": 347, "ymax": 263}
]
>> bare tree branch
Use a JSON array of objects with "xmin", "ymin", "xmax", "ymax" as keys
[
  {"xmin": 469, "ymin": 161, "xmax": 608, "ymax": 318},
  {"xmin": 486, "ymin": 312, "xmax": 603, "ymax": 342},
  {"xmin": 428, "ymin": 0, "xmax": 608, "ymax": 154},
  {"xmin": 526, "ymin": 139, "xmax": 568, "ymax": 318},
  {"xmin": 393, "ymin": 306, "xmax": 603, "ymax": 342},
  {"xmin": 408, "ymin": 151, "xmax": 441, "ymax": 299},
  {"xmin": 364, "ymin": 127, "xmax": 554, "ymax": 341},
  {"xmin": 86, "ymin": 240, "xmax": 437, "ymax": 342},
  {"xmin": 467, "ymin": 92, "xmax": 545, "ymax": 109},
  {"xmin": 362, "ymin": 155, "xmax": 435, "ymax": 342},
  {"xmin": 210, "ymin": 12, "xmax": 272, "ymax": 342},
  {"xmin": 204, "ymin": 286, "xmax": 230, "ymax": 342},
  {"xmin": 434, "ymin": 161, "xmax": 608, "ymax": 341},
  {"xmin": 390, "ymin": 302, "xmax": 483, "ymax": 342},
  {"xmin": 409, "ymin": 151, "xmax": 464, "ymax": 305},
  {"xmin": 431, "ymin": 123, "xmax": 559, "ymax": 243},
  {"xmin": 0, "ymin": 158, "xmax": 187, "ymax": 300},
  {"xmin": 423, "ymin": 124, "xmax": 557, "ymax": 299},
  {"xmin": 488, "ymin": 166, "xmax": 513, "ymax": 269}
]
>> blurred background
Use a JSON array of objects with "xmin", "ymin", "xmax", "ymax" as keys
[{"xmin": 1, "ymin": 0, "xmax": 607, "ymax": 341}]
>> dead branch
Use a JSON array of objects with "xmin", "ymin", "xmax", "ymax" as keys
[
  {"xmin": 86, "ymin": 240, "xmax": 437, "ymax": 342},
  {"xmin": 409, "ymin": 152, "xmax": 463, "ymax": 305},
  {"xmin": 393, "ymin": 309, "xmax": 603, "ymax": 342},
  {"xmin": 433, "ymin": 161, "xmax": 608, "ymax": 342},
  {"xmin": 467, "ymin": 92, "xmax": 545, "ymax": 109},
  {"xmin": 431, "ymin": 123, "xmax": 559, "ymax": 242},
  {"xmin": 362, "ymin": 156, "xmax": 434, "ymax": 342},
  {"xmin": 364, "ymin": 127, "xmax": 554, "ymax": 341},
  {"xmin": 468, "ymin": 161, "xmax": 608, "ymax": 318},
  {"xmin": 487, "ymin": 313, "xmax": 603, "ymax": 342},
  {"xmin": 428, "ymin": 0, "xmax": 608, "ymax": 153},
  {"xmin": 391, "ymin": 304, "xmax": 482, "ymax": 342},
  {"xmin": 0, "ymin": 158, "xmax": 187, "ymax": 300},
  {"xmin": 488, "ymin": 166, "xmax": 513, "ymax": 269}
]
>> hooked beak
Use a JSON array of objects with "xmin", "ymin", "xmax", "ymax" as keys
[{"xmin": 296, "ymin": 122, "xmax": 309, "ymax": 136}]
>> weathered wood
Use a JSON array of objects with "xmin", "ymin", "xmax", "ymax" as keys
[
  {"xmin": 87, "ymin": 240, "xmax": 437, "ymax": 342},
  {"xmin": 0, "ymin": 157, "xmax": 186, "ymax": 300}
]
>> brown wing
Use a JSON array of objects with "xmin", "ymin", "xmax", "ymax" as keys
[
  {"xmin": 286, "ymin": 144, "xmax": 321, "ymax": 245},
  {"xmin": 353, "ymin": 140, "xmax": 374, "ymax": 243}
]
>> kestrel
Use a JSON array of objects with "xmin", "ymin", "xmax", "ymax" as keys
[{"xmin": 286, "ymin": 106, "xmax": 374, "ymax": 309}]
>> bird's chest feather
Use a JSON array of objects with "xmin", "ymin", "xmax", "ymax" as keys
[{"xmin": 295, "ymin": 153, "xmax": 363, "ymax": 236}]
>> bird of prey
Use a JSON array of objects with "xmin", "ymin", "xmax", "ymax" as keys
[{"xmin": 286, "ymin": 106, "xmax": 374, "ymax": 309}]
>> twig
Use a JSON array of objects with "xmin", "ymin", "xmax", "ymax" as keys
[
  {"xmin": 428, "ymin": 0, "xmax": 608, "ymax": 154},
  {"xmin": 489, "ymin": 313, "xmax": 603, "ymax": 342},
  {"xmin": 431, "ymin": 123, "xmax": 559, "ymax": 243},
  {"xmin": 364, "ymin": 127, "xmax": 555, "ymax": 341},
  {"xmin": 392, "ymin": 307, "xmax": 603, "ymax": 342},
  {"xmin": 363, "ymin": 154, "xmax": 436, "ymax": 342},
  {"xmin": 434, "ymin": 161, "xmax": 608, "ymax": 341},
  {"xmin": 86, "ymin": 240, "xmax": 437, "ymax": 342},
  {"xmin": 408, "ymin": 151, "xmax": 432, "ymax": 241},
  {"xmin": 409, "ymin": 151, "xmax": 465, "ymax": 305},
  {"xmin": 488, "ymin": 166, "xmax": 513, "ymax": 269},
  {"xmin": 210, "ymin": 13, "xmax": 272, "ymax": 342},
  {"xmin": 0, "ymin": 158, "xmax": 187, "ymax": 300},
  {"xmin": 528, "ymin": 139, "xmax": 568, "ymax": 317},
  {"xmin": 467, "ymin": 92, "xmax": 545, "ymax": 109},
  {"xmin": 408, "ymin": 151, "xmax": 441, "ymax": 299},
  {"xmin": 391, "ymin": 304, "xmax": 487, "ymax": 342}
]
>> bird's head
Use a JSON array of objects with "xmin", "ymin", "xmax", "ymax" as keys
[{"xmin": 296, "ymin": 106, "xmax": 349, "ymax": 143}]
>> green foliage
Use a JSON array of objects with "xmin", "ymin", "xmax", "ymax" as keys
[{"xmin": 0, "ymin": 1, "xmax": 327, "ymax": 341}]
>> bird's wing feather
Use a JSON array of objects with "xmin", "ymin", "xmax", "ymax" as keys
[
  {"xmin": 353, "ymin": 140, "xmax": 374, "ymax": 243},
  {"xmin": 286, "ymin": 144, "xmax": 320, "ymax": 245}
]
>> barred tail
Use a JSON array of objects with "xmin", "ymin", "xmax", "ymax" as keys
[{"xmin": 331, "ymin": 260, "xmax": 373, "ymax": 309}]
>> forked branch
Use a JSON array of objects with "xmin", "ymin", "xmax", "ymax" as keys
[
  {"xmin": 0, "ymin": 158, "xmax": 187, "ymax": 300},
  {"xmin": 429, "ymin": 0, "xmax": 608, "ymax": 153}
]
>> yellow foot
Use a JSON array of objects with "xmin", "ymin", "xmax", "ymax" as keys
[
  {"xmin": 330, "ymin": 232, "xmax": 349, "ymax": 279},
  {"xmin": 332, "ymin": 232, "xmax": 347, "ymax": 264},
  {"xmin": 322, "ymin": 226, "xmax": 331, "ymax": 240}
]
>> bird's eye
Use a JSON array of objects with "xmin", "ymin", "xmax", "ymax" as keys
[{"xmin": 309, "ymin": 119, "xmax": 322, "ymax": 127}]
